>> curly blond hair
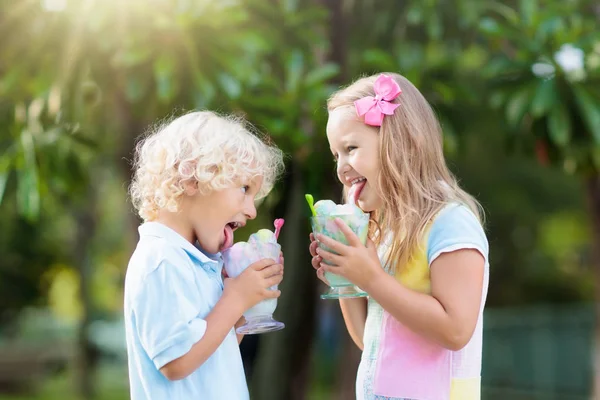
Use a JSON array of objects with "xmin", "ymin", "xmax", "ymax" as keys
[{"xmin": 129, "ymin": 111, "xmax": 284, "ymax": 221}]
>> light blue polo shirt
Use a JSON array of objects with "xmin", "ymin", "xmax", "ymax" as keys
[{"xmin": 124, "ymin": 222, "xmax": 249, "ymax": 400}]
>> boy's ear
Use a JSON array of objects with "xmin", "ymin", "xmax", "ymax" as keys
[{"xmin": 183, "ymin": 180, "xmax": 199, "ymax": 196}]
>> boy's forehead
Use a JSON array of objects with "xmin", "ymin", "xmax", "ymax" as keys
[{"xmin": 237, "ymin": 174, "xmax": 263, "ymax": 187}]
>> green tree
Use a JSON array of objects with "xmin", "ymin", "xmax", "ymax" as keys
[{"xmin": 480, "ymin": 0, "xmax": 600, "ymax": 396}]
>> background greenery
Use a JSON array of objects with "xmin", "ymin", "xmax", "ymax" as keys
[{"xmin": 1, "ymin": 0, "xmax": 599, "ymax": 399}]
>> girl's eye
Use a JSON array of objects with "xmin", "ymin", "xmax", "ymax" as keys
[
  {"xmin": 241, "ymin": 186, "xmax": 250, "ymax": 194},
  {"xmin": 347, "ymin": 146, "xmax": 357, "ymax": 152}
]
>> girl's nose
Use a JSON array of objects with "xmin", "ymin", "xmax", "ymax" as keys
[{"xmin": 336, "ymin": 157, "xmax": 351, "ymax": 177}]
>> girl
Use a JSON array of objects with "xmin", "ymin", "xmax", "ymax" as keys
[{"xmin": 309, "ymin": 73, "xmax": 488, "ymax": 400}]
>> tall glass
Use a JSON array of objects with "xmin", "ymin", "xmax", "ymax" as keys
[
  {"xmin": 310, "ymin": 213, "xmax": 369, "ymax": 299},
  {"xmin": 222, "ymin": 241, "xmax": 284, "ymax": 334}
]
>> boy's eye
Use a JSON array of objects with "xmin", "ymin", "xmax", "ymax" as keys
[
  {"xmin": 241, "ymin": 186, "xmax": 250, "ymax": 194},
  {"xmin": 347, "ymin": 146, "xmax": 357, "ymax": 152}
]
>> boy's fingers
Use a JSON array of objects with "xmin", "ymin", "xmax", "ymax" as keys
[
  {"xmin": 310, "ymin": 233, "xmax": 315, "ymax": 242},
  {"xmin": 251, "ymin": 258, "xmax": 277, "ymax": 270},
  {"xmin": 263, "ymin": 289, "xmax": 281, "ymax": 298},
  {"xmin": 260, "ymin": 263, "xmax": 283, "ymax": 278},
  {"xmin": 265, "ymin": 274, "xmax": 283, "ymax": 287}
]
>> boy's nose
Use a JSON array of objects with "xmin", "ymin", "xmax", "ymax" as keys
[{"xmin": 245, "ymin": 202, "xmax": 257, "ymax": 220}]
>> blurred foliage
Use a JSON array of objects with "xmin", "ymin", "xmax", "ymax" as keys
[{"xmin": 0, "ymin": 0, "xmax": 598, "ymax": 398}]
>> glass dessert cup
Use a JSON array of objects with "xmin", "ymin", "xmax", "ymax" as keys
[
  {"xmin": 310, "ymin": 213, "xmax": 370, "ymax": 299},
  {"xmin": 223, "ymin": 231, "xmax": 285, "ymax": 334}
]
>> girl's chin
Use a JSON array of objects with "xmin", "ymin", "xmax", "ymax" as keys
[{"xmin": 358, "ymin": 197, "xmax": 381, "ymax": 213}]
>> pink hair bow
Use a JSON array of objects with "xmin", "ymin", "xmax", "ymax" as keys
[{"xmin": 354, "ymin": 74, "xmax": 402, "ymax": 127}]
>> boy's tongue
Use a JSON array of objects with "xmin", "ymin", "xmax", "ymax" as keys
[{"xmin": 222, "ymin": 225, "xmax": 234, "ymax": 251}]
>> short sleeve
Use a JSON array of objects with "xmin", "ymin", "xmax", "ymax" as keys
[
  {"xmin": 427, "ymin": 204, "xmax": 488, "ymax": 267},
  {"xmin": 132, "ymin": 260, "xmax": 207, "ymax": 370}
]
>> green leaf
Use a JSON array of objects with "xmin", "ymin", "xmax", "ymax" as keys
[
  {"xmin": 547, "ymin": 103, "xmax": 571, "ymax": 147},
  {"xmin": 217, "ymin": 73, "xmax": 241, "ymax": 99},
  {"xmin": 363, "ymin": 49, "xmax": 396, "ymax": 71},
  {"xmin": 506, "ymin": 85, "xmax": 534, "ymax": 128},
  {"xmin": 125, "ymin": 74, "xmax": 147, "ymax": 102},
  {"xmin": 17, "ymin": 130, "xmax": 40, "ymax": 221},
  {"xmin": 591, "ymin": 146, "xmax": 600, "ymax": 170},
  {"xmin": 537, "ymin": 16, "xmax": 564, "ymax": 42},
  {"xmin": 519, "ymin": 0, "xmax": 538, "ymax": 27},
  {"xmin": 286, "ymin": 50, "xmax": 304, "ymax": 94},
  {"xmin": 153, "ymin": 56, "xmax": 176, "ymax": 102},
  {"xmin": 0, "ymin": 153, "xmax": 12, "ymax": 205},
  {"xmin": 479, "ymin": 17, "xmax": 502, "ymax": 36},
  {"xmin": 573, "ymin": 86, "xmax": 600, "ymax": 143},
  {"xmin": 486, "ymin": 2, "xmax": 520, "ymax": 25},
  {"xmin": 427, "ymin": 13, "xmax": 442, "ymax": 40},
  {"xmin": 530, "ymin": 78, "xmax": 557, "ymax": 117},
  {"xmin": 304, "ymin": 64, "xmax": 339, "ymax": 87}
]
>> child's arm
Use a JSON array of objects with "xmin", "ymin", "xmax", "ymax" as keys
[
  {"xmin": 159, "ymin": 291, "xmax": 247, "ymax": 380},
  {"xmin": 235, "ymin": 317, "xmax": 245, "ymax": 344},
  {"xmin": 311, "ymin": 233, "xmax": 367, "ymax": 349},
  {"xmin": 135, "ymin": 258, "xmax": 283, "ymax": 381},
  {"xmin": 159, "ymin": 259, "xmax": 283, "ymax": 380},
  {"xmin": 339, "ymin": 298, "xmax": 367, "ymax": 350},
  {"xmin": 316, "ymin": 210, "xmax": 486, "ymax": 351},
  {"xmin": 363, "ymin": 249, "xmax": 484, "ymax": 351}
]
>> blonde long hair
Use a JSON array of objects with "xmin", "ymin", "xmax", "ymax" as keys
[{"xmin": 327, "ymin": 73, "xmax": 483, "ymax": 272}]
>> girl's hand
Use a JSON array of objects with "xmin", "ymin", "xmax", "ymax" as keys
[
  {"xmin": 309, "ymin": 233, "xmax": 330, "ymax": 286},
  {"xmin": 315, "ymin": 218, "xmax": 383, "ymax": 290}
]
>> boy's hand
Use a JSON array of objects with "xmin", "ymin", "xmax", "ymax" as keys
[
  {"xmin": 224, "ymin": 258, "xmax": 283, "ymax": 312},
  {"xmin": 309, "ymin": 233, "xmax": 330, "ymax": 286}
]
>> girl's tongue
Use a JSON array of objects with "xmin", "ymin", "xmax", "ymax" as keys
[
  {"xmin": 349, "ymin": 179, "xmax": 367, "ymax": 204},
  {"xmin": 222, "ymin": 224, "xmax": 234, "ymax": 251}
]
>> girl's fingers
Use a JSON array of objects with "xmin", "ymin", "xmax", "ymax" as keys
[
  {"xmin": 316, "ymin": 267, "xmax": 330, "ymax": 286},
  {"xmin": 309, "ymin": 240, "xmax": 319, "ymax": 257},
  {"xmin": 315, "ymin": 246, "xmax": 343, "ymax": 265},
  {"xmin": 334, "ymin": 218, "xmax": 362, "ymax": 247},
  {"xmin": 311, "ymin": 255, "xmax": 322, "ymax": 270},
  {"xmin": 315, "ymin": 233, "xmax": 349, "ymax": 256}
]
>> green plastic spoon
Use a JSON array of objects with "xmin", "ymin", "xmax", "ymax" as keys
[{"xmin": 305, "ymin": 194, "xmax": 317, "ymax": 217}]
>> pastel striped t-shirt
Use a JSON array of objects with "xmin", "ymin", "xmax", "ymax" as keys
[{"xmin": 356, "ymin": 203, "xmax": 489, "ymax": 400}]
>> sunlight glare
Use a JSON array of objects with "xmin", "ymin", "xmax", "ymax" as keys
[{"xmin": 42, "ymin": 0, "xmax": 67, "ymax": 12}]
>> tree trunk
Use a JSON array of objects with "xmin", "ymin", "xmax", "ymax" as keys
[
  {"xmin": 319, "ymin": 1, "xmax": 363, "ymax": 398},
  {"xmin": 73, "ymin": 191, "xmax": 98, "ymax": 400},
  {"xmin": 586, "ymin": 174, "xmax": 600, "ymax": 399},
  {"xmin": 251, "ymin": 161, "xmax": 317, "ymax": 400}
]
